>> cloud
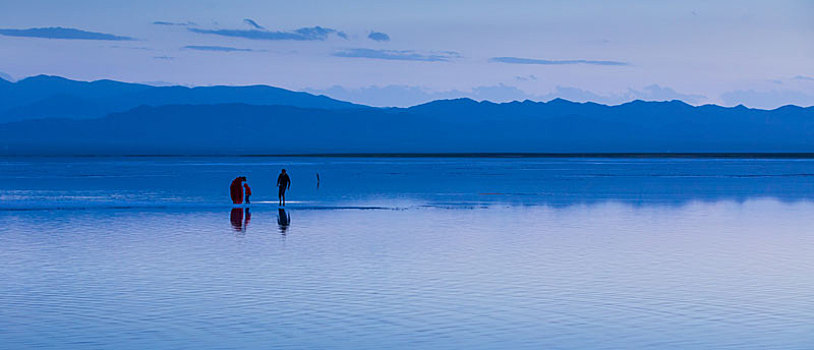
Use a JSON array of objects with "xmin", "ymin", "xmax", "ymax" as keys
[
  {"xmin": 794, "ymin": 75, "xmax": 814, "ymax": 81},
  {"xmin": 308, "ymin": 85, "xmax": 434, "ymax": 107},
  {"xmin": 490, "ymin": 56, "xmax": 628, "ymax": 66},
  {"xmin": 537, "ymin": 86, "xmax": 609, "ymax": 103},
  {"xmin": 0, "ymin": 71, "xmax": 14, "ymax": 82},
  {"xmin": 368, "ymin": 31, "xmax": 390, "ymax": 42},
  {"xmin": 537, "ymin": 85, "xmax": 705, "ymax": 105},
  {"xmin": 188, "ymin": 26, "xmax": 346, "ymax": 41},
  {"xmin": 243, "ymin": 19, "xmax": 265, "ymax": 30},
  {"xmin": 0, "ymin": 27, "xmax": 133, "ymax": 40},
  {"xmin": 469, "ymin": 84, "xmax": 535, "ymax": 102},
  {"xmin": 307, "ymin": 84, "xmax": 707, "ymax": 107},
  {"xmin": 721, "ymin": 89, "xmax": 814, "ymax": 109},
  {"xmin": 515, "ymin": 74, "xmax": 537, "ymax": 81},
  {"xmin": 153, "ymin": 21, "xmax": 195, "ymax": 26},
  {"xmin": 307, "ymin": 84, "xmax": 533, "ymax": 107},
  {"xmin": 153, "ymin": 55, "xmax": 175, "ymax": 60},
  {"xmin": 141, "ymin": 80, "xmax": 182, "ymax": 87},
  {"xmin": 183, "ymin": 45, "xmax": 257, "ymax": 52},
  {"xmin": 629, "ymin": 85, "xmax": 705, "ymax": 104},
  {"xmin": 108, "ymin": 45, "xmax": 153, "ymax": 51},
  {"xmin": 333, "ymin": 48, "xmax": 458, "ymax": 62}
]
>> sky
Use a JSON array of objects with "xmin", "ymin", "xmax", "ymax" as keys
[{"xmin": 0, "ymin": 0, "xmax": 812, "ymax": 108}]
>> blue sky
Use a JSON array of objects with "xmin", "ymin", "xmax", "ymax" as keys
[{"xmin": 0, "ymin": 0, "xmax": 812, "ymax": 108}]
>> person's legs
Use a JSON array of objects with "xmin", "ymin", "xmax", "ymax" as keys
[{"xmin": 278, "ymin": 186, "xmax": 283, "ymax": 206}]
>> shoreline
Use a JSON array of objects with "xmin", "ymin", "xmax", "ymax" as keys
[{"xmin": 5, "ymin": 153, "xmax": 814, "ymax": 159}]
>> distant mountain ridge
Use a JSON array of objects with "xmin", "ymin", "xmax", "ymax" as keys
[
  {"xmin": 0, "ymin": 75, "xmax": 364, "ymax": 122},
  {"xmin": 2, "ymin": 97, "xmax": 813, "ymax": 155}
]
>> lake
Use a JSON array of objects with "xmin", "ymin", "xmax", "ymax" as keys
[{"xmin": 2, "ymin": 157, "xmax": 814, "ymax": 349}]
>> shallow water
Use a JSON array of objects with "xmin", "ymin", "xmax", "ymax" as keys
[{"xmin": 2, "ymin": 157, "xmax": 814, "ymax": 349}]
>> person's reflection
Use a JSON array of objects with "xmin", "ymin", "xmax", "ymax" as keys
[
  {"xmin": 277, "ymin": 208, "xmax": 291, "ymax": 234},
  {"xmin": 230, "ymin": 208, "xmax": 251, "ymax": 232}
]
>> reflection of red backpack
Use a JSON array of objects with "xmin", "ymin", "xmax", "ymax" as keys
[{"xmin": 244, "ymin": 184, "xmax": 252, "ymax": 195}]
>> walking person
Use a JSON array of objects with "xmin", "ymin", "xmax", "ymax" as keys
[{"xmin": 277, "ymin": 169, "xmax": 291, "ymax": 206}]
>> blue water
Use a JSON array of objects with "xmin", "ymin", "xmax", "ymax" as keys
[{"xmin": 2, "ymin": 157, "xmax": 814, "ymax": 349}]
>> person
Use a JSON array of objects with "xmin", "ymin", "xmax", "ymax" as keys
[
  {"xmin": 277, "ymin": 169, "xmax": 291, "ymax": 206},
  {"xmin": 229, "ymin": 176, "xmax": 246, "ymax": 204},
  {"xmin": 243, "ymin": 181, "xmax": 252, "ymax": 204}
]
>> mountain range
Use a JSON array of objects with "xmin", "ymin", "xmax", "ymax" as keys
[
  {"xmin": 0, "ymin": 75, "xmax": 362, "ymax": 123},
  {"xmin": 1, "ymin": 76, "xmax": 813, "ymax": 155}
]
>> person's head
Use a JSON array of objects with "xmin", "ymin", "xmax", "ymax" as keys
[{"xmin": 281, "ymin": 169, "xmax": 286, "ymax": 174}]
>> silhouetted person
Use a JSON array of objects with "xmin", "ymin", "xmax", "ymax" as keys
[
  {"xmin": 277, "ymin": 208, "xmax": 291, "ymax": 234},
  {"xmin": 230, "ymin": 176, "xmax": 247, "ymax": 204},
  {"xmin": 316, "ymin": 172, "xmax": 320, "ymax": 189},
  {"xmin": 277, "ymin": 169, "xmax": 291, "ymax": 206},
  {"xmin": 243, "ymin": 181, "xmax": 252, "ymax": 204}
]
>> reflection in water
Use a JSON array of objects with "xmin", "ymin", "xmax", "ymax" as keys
[
  {"xmin": 229, "ymin": 208, "xmax": 251, "ymax": 232},
  {"xmin": 4, "ymin": 199, "xmax": 814, "ymax": 349},
  {"xmin": 6, "ymin": 158, "xmax": 814, "ymax": 349},
  {"xmin": 277, "ymin": 208, "xmax": 291, "ymax": 234}
]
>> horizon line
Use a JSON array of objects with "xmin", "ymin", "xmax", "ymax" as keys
[{"xmin": 7, "ymin": 153, "xmax": 814, "ymax": 159}]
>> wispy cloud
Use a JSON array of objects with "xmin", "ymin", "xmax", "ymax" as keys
[
  {"xmin": 307, "ymin": 84, "xmax": 532, "ymax": 107},
  {"xmin": 368, "ymin": 31, "xmax": 390, "ymax": 42},
  {"xmin": 183, "ymin": 45, "xmax": 257, "ymax": 52},
  {"xmin": 537, "ymin": 85, "xmax": 704, "ymax": 105},
  {"xmin": 0, "ymin": 27, "xmax": 133, "ymax": 40},
  {"xmin": 243, "ymin": 19, "xmax": 265, "ymax": 30},
  {"xmin": 307, "ymin": 84, "xmax": 707, "ymax": 107},
  {"xmin": 141, "ymin": 80, "xmax": 181, "ymax": 87},
  {"xmin": 108, "ymin": 45, "xmax": 153, "ymax": 51},
  {"xmin": 0, "ymin": 71, "xmax": 13, "ymax": 82},
  {"xmin": 189, "ymin": 26, "xmax": 347, "ymax": 41},
  {"xmin": 794, "ymin": 75, "xmax": 814, "ymax": 81},
  {"xmin": 153, "ymin": 56, "xmax": 175, "ymax": 60},
  {"xmin": 490, "ymin": 56, "xmax": 628, "ymax": 66},
  {"xmin": 153, "ymin": 21, "xmax": 195, "ymax": 27},
  {"xmin": 333, "ymin": 48, "xmax": 457, "ymax": 62},
  {"xmin": 721, "ymin": 89, "xmax": 814, "ymax": 109},
  {"xmin": 626, "ymin": 85, "xmax": 705, "ymax": 104}
]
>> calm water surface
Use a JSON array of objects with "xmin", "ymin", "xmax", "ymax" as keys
[{"xmin": 1, "ymin": 157, "xmax": 814, "ymax": 349}]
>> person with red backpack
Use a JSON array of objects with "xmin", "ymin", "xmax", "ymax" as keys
[{"xmin": 230, "ymin": 176, "xmax": 246, "ymax": 204}]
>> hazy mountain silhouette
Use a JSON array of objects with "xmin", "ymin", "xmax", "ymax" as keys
[
  {"xmin": 1, "ymin": 98, "xmax": 812, "ymax": 155},
  {"xmin": 0, "ymin": 75, "xmax": 364, "ymax": 122}
]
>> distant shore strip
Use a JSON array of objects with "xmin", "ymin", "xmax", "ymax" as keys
[{"xmin": 7, "ymin": 153, "xmax": 814, "ymax": 159}]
